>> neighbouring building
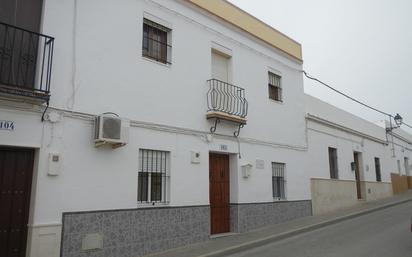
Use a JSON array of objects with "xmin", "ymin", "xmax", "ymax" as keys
[
  {"xmin": 305, "ymin": 95, "xmax": 412, "ymax": 215},
  {"xmin": 0, "ymin": 1, "xmax": 411, "ymax": 257}
]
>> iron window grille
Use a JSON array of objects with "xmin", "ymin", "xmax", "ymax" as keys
[
  {"xmin": 138, "ymin": 149, "xmax": 170, "ymax": 203},
  {"xmin": 268, "ymin": 72, "xmax": 282, "ymax": 102},
  {"xmin": 328, "ymin": 147, "xmax": 339, "ymax": 179},
  {"xmin": 374, "ymin": 157, "xmax": 381, "ymax": 182},
  {"xmin": 206, "ymin": 79, "xmax": 248, "ymax": 118},
  {"xmin": 0, "ymin": 22, "xmax": 54, "ymax": 102},
  {"xmin": 272, "ymin": 162, "xmax": 286, "ymax": 200},
  {"xmin": 142, "ymin": 19, "xmax": 171, "ymax": 64}
]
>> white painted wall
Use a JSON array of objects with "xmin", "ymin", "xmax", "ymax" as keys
[
  {"xmin": 389, "ymin": 133, "xmax": 412, "ymax": 175},
  {"xmin": 0, "ymin": 105, "xmax": 310, "ymax": 224},
  {"xmin": 41, "ymin": 0, "xmax": 306, "ymax": 147}
]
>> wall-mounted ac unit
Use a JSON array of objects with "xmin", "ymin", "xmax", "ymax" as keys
[{"xmin": 94, "ymin": 115, "xmax": 129, "ymax": 148}]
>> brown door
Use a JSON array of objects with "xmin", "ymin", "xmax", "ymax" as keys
[
  {"xmin": 354, "ymin": 152, "xmax": 362, "ymax": 199},
  {"xmin": 0, "ymin": 147, "xmax": 34, "ymax": 257},
  {"xmin": 209, "ymin": 153, "xmax": 230, "ymax": 234}
]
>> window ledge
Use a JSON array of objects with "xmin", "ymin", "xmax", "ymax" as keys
[
  {"xmin": 206, "ymin": 111, "xmax": 247, "ymax": 124},
  {"xmin": 273, "ymin": 198, "xmax": 288, "ymax": 202},
  {"xmin": 136, "ymin": 202, "xmax": 170, "ymax": 208},
  {"xmin": 141, "ymin": 56, "xmax": 172, "ymax": 68},
  {"xmin": 269, "ymin": 98, "xmax": 284, "ymax": 105}
]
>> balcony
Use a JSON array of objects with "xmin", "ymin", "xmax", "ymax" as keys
[
  {"xmin": 206, "ymin": 79, "xmax": 248, "ymax": 136},
  {"xmin": 0, "ymin": 22, "xmax": 54, "ymax": 103}
]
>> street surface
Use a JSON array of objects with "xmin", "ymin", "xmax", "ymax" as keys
[{"xmin": 228, "ymin": 201, "xmax": 412, "ymax": 257}]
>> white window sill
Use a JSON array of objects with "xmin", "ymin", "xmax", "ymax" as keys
[
  {"xmin": 136, "ymin": 201, "xmax": 170, "ymax": 208},
  {"xmin": 142, "ymin": 56, "xmax": 172, "ymax": 68},
  {"xmin": 269, "ymin": 98, "xmax": 284, "ymax": 105}
]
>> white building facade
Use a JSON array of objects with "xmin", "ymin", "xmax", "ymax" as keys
[
  {"xmin": 0, "ymin": 1, "xmax": 311, "ymax": 257},
  {"xmin": 0, "ymin": 1, "xmax": 411, "ymax": 257}
]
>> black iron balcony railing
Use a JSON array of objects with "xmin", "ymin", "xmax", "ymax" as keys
[
  {"xmin": 0, "ymin": 22, "xmax": 54, "ymax": 102},
  {"xmin": 206, "ymin": 79, "xmax": 248, "ymax": 118}
]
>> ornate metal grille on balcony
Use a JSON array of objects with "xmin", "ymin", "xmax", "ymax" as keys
[
  {"xmin": 206, "ymin": 79, "xmax": 248, "ymax": 136},
  {"xmin": 0, "ymin": 22, "xmax": 54, "ymax": 102}
]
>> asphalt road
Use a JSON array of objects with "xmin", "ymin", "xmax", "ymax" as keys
[{"xmin": 228, "ymin": 201, "xmax": 412, "ymax": 257}]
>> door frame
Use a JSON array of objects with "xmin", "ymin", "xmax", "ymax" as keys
[
  {"xmin": 353, "ymin": 152, "xmax": 363, "ymax": 199},
  {"xmin": 209, "ymin": 152, "xmax": 231, "ymax": 235}
]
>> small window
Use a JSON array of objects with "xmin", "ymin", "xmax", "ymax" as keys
[
  {"xmin": 328, "ymin": 147, "xmax": 338, "ymax": 179},
  {"xmin": 138, "ymin": 149, "xmax": 170, "ymax": 203},
  {"xmin": 272, "ymin": 162, "xmax": 286, "ymax": 200},
  {"xmin": 374, "ymin": 157, "xmax": 381, "ymax": 182},
  {"xmin": 268, "ymin": 72, "xmax": 282, "ymax": 102},
  {"xmin": 142, "ymin": 19, "xmax": 171, "ymax": 64}
]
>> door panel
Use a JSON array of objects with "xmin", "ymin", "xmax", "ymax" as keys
[
  {"xmin": 0, "ymin": 0, "xmax": 44, "ymax": 89},
  {"xmin": 0, "ymin": 0, "xmax": 44, "ymax": 32},
  {"xmin": 0, "ymin": 147, "xmax": 34, "ymax": 257},
  {"xmin": 209, "ymin": 153, "xmax": 230, "ymax": 234},
  {"xmin": 354, "ymin": 152, "xmax": 362, "ymax": 199},
  {"xmin": 211, "ymin": 51, "xmax": 229, "ymax": 83}
]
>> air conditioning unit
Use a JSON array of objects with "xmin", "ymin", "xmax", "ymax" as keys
[{"xmin": 94, "ymin": 114, "xmax": 129, "ymax": 148}]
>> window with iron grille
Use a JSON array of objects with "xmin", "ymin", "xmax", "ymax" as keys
[
  {"xmin": 268, "ymin": 72, "xmax": 282, "ymax": 102},
  {"xmin": 374, "ymin": 157, "xmax": 381, "ymax": 182},
  {"xmin": 142, "ymin": 19, "xmax": 171, "ymax": 64},
  {"xmin": 328, "ymin": 147, "xmax": 339, "ymax": 179},
  {"xmin": 138, "ymin": 149, "xmax": 170, "ymax": 203},
  {"xmin": 272, "ymin": 162, "xmax": 286, "ymax": 200}
]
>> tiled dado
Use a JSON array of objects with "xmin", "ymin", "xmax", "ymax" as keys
[
  {"xmin": 230, "ymin": 200, "xmax": 312, "ymax": 233},
  {"xmin": 61, "ymin": 206, "xmax": 210, "ymax": 257}
]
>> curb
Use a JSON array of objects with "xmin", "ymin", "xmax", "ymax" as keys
[{"xmin": 198, "ymin": 197, "xmax": 412, "ymax": 257}]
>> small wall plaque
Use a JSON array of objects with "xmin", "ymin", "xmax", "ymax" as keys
[
  {"xmin": 220, "ymin": 144, "xmax": 228, "ymax": 151},
  {"xmin": 256, "ymin": 159, "xmax": 265, "ymax": 169},
  {"xmin": 82, "ymin": 233, "xmax": 103, "ymax": 251}
]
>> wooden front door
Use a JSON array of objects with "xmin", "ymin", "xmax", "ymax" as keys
[
  {"xmin": 209, "ymin": 153, "xmax": 230, "ymax": 234},
  {"xmin": 354, "ymin": 152, "xmax": 362, "ymax": 199},
  {"xmin": 0, "ymin": 147, "xmax": 34, "ymax": 257}
]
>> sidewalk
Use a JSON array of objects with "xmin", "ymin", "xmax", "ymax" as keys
[{"xmin": 148, "ymin": 191, "xmax": 412, "ymax": 257}]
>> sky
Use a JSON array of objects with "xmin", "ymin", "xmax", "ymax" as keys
[{"xmin": 228, "ymin": 0, "xmax": 412, "ymax": 133}]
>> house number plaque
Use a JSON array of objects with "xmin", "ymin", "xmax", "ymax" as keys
[{"xmin": 0, "ymin": 120, "xmax": 15, "ymax": 131}]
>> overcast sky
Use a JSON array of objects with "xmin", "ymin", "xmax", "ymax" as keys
[{"xmin": 229, "ymin": 0, "xmax": 412, "ymax": 132}]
